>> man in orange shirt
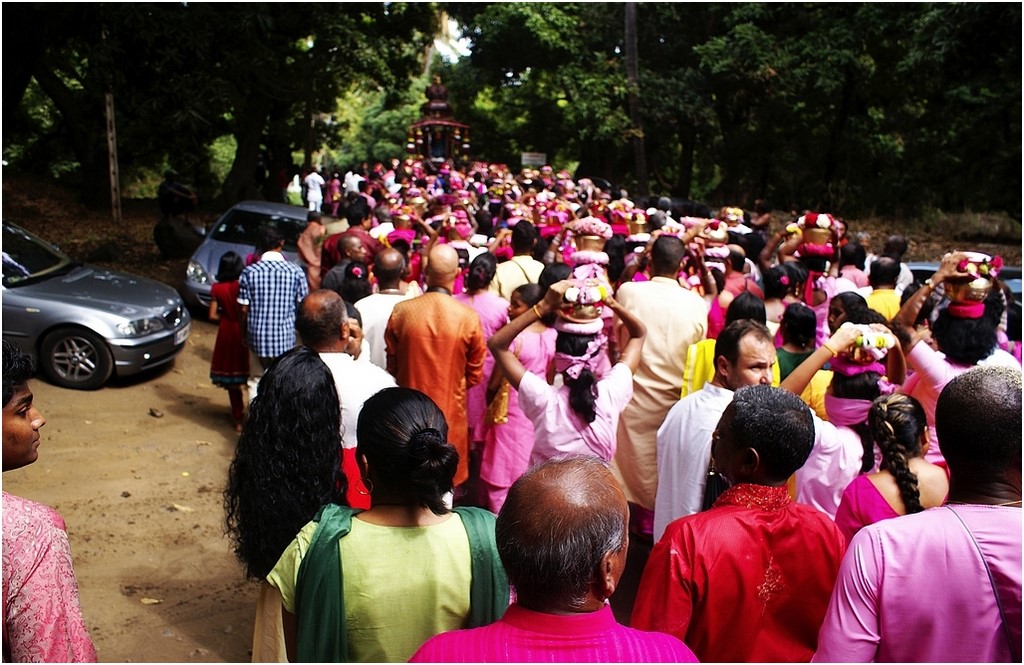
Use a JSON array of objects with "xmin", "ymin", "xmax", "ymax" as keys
[{"xmin": 385, "ymin": 244, "xmax": 486, "ymax": 489}]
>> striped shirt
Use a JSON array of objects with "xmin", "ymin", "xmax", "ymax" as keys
[{"xmin": 237, "ymin": 252, "xmax": 308, "ymax": 358}]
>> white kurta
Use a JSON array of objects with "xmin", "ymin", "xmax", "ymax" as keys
[{"xmin": 653, "ymin": 382, "xmax": 734, "ymax": 542}]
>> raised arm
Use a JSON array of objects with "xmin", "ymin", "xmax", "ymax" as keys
[
  {"xmin": 488, "ymin": 280, "xmax": 570, "ymax": 390},
  {"xmin": 780, "ymin": 323, "xmax": 861, "ymax": 395},
  {"xmin": 605, "ymin": 294, "xmax": 647, "ymax": 373},
  {"xmin": 892, "ymin": 251, "xmax": 970, "ymax": 354}
]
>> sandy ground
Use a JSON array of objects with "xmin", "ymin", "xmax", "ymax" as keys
[{"xmin": 2, "ymin": 318, "xmax": 258, "ymax": 663}]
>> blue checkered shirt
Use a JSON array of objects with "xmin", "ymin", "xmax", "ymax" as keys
[{"xmin": 237, "ymin": 254, "xmax": 309, "ymax": 358}]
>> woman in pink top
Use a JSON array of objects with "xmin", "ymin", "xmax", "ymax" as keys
[
  {"xmin": 893, "ymin": 251, "xmax": 1014, "ymax": 465},
  {"xmin": 834, "ymin": 393, "xmax": 949, "ymax": 542},
  {"xmin": 487, "ymin": 280, "xmax": 646, "ymax": 466},
  {"xmin": 455, "ymin": 253, "xmax": 510, "ymax": 449},
  {"xmin": 479, "ymin": 284, "xmax": 557, "ymax": 513}
]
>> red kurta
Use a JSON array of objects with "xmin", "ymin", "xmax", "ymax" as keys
[
  {"xmin": 385, "ymin": 291, "xmax": 486, "ymax": 486},
  {"xmin": 631, "ymin": 483, "xmax": 846, "ymax": 663}
]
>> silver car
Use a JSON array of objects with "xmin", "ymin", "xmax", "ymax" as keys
[
  {"xmin": 2, "ymin": 220, "xmax": 191, "ymax": 389},
  {"xmin": 182, "ymin": 200, "xmax": 309, "ymax": 309}
]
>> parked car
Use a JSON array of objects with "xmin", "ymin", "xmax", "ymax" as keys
[
  {"xmin": 182, "ymin": 200, "xmax": 309, "ymax": 310},
  {"xmin": 2, "ymin": 220, "xmax": 191, "ymax": 389}
]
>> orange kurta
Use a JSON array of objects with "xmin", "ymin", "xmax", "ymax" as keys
[{"xmin": 385, "ymin": 291, "xmax": 486, "ymax": 485}]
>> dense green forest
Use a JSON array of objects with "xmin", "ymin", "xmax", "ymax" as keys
[{"xmin": 3, "ymin": 2, "xmax": 1020, "ymax": 218}]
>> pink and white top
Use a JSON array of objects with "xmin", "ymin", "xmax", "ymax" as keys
[
  {"xmin": 796, "ymin": 414, "xmax": 866, "ymax": 520},
  {"xmin": 902, "ymin": 342, "xmax": 975, "ymax": 465},
  {"xmin": 814, "ymin": 504, "xmax": 1022, "ymax": 662},
  {"xmin": 519, "ymin": 363, "xmax": 634, "ymax": 466},
  {"xmin": 2, "ymin": 492, "xmax": 97, "ymax": 663}
]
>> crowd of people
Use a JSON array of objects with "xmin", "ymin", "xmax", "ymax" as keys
[{"xmin": 2, "ymin": 155, "xmax": 1021, "ymax": 663}]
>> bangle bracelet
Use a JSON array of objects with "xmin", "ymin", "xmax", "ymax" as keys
[
  {"xmin": 823, "ymin": 342, "xmax": 839, "ymax": 357},
  {"xmin": 532, "ymin": 304, "xmax": 543, "ymax": 318}
]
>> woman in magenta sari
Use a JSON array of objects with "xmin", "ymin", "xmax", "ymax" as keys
[
  {"xmin": 478, "ymin": 284, "xmax": 556, "ymax": 513},
  {"xmin": 833, "ymin": 393, "xmax": 949, "ymax": 542}
]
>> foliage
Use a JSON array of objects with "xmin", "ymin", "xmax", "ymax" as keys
[{"xmin": 3, "ymin": 3, "xmax": 1019, "ymax": 220}]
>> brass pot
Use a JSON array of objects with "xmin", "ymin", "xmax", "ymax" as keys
[
  {"xmin": 576, "ymin": 235, "xmax": 606, "ymax": 252},
  {"xmin": 802, "ymin": 227, "xmax": 832, "ymax": 246},
  {"xmin": 561, "ymin": 303, "xmax": 602, "ymax": 322},
  {"xmin": 627, "ymin": 218, "xmax": 647, "ymax": 236},
  {"xmin": 945, "ymin": 277, "xmax": 992, "ymax": 304}
]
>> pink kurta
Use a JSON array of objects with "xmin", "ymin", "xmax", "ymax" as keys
[
  {"xmin": 902, "ymin": 342, "xmax": 974, "ymax": 465},
  {"xmin": 796, "ymin": 415, "xmax": 866, "ymax": 519},
  {"xmin": 479, "ymin": 327, "xmax": 557, "ymax": 512},
  {"xmin": 814, "ymin": 505, "xmax": 1022, "ymax": 662},
  {"xmin": 519, "ymin": 363, "xmax": 634, "ymax": 466},
  {"xmin": 455, "ymin": 291, "xmax": 510, "ymax": 442},
  {"xmin": 410, "ymin": 603, "xmax": 697, "ymax": 663},
  {"xmin": 833, "ymin": 475, "xmax": 900, "ymax": 543},
  {"xmin": 2, "ymin": 492, "xmax": 97, "ymax": 662}
]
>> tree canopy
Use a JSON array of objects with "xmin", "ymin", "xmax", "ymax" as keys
[{"xmin": 3, "ymin": 2, "xmax": 1019, "ymax": 218}]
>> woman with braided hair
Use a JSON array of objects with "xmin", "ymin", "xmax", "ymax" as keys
[{"xmin": 833, "ymin": 393, "xmax": 949, "ymax": 542}]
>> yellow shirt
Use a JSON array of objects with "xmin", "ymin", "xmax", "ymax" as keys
[
  {"xmin": 268, "ymin": 513, "xmax": 473, "ymax": 663},
  {"xmin": 865, "ymin": 288, "xmax": 900, "ymax": 321}
]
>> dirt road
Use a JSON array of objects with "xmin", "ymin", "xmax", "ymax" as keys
[{"xmin": 3, "ymin": 318, "xmax": 257, "ymax": 663}]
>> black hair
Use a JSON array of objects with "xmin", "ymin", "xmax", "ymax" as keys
[
  {"xmin": 603, "ymin": 235, "xmax": 627, "ymax": 283},
  {"xmin": 216, "ymin": 251, "xmax": 245, "ymax": 282},
  {"xmin": 256, "ymin": 226, "xmax": 283, "ymax": 253},
  {"xmin": 882, "ymin": 235, "xmax": 908, "ymax": 259},
  {"xmin": 783, "ymin": 261, "xmax": 809, "ymax": 296},
  {"xmin": 831, "ymin": 369, "xmax": 884, "ymax": 472},
  {"xmin": 762, "ymin": 265, "xmax": 791, "ymax": 300},
  {"xmin": 511, "ymin": 220, "xmax": 539, "ymax": 253},
  {"xmin": 727, "ymin": 247, "xmax": 746, "ymax": 272},
  {"xmin": 346, "ymin": 200, "xmax": 370, "ymax": 227},
  {"xmin": 710, "ymin": 267, "xmax": 726, "ymax": 294},
  {"xmin": 513, "ymin": 283, "xmax": 544, "ymax": 308},
  {"xmin": 356, "ymin": 388, "xmax": 458, "ymax": 515},
  {"xmin": 840, "ymin": 241, "xmax": 867, "ymax": 270},
  {"xmin": 726, "ymin": 291, "xmax": 767, "ymax": 326},
  {"xmin": 868, "ymin": 257, "xmax": 900, "ymax": 289},
  {"xmin": 714, "ymin": 319, "xmax": 773, "ymax": 367},
  {"xmin": 497, "ymin": 457, "xmax": 625, "ymax": 610},
  {"xmin": 650, "ymin": 235, "xmax": 685, "ymax": 276},
  {"xmin": 900, "ymin": 283, "xmax": 935, "ymax": 327},
  {"xmin": 371, "ymin": 252, "xmax": 406, "ymax": 287},
  {"xmin": 729, "ymin": 385, "xmax": 814, "ymax": 481},
  {"xmin": 3, "ymin": 340, "xmax": 33, "ymax": 408},
  {"xmin": 344, "ymin": 300, "xmax": 362, "ymax": 328},
  {"xmin": 869, "ymin": 393, "xmax": 927, "ymax": 514},
  {"xmin": 307, "ymin": 210, "xmax": 322, "ymax": 223},
  {"xmin": 465, "ymin": 252, "xmax": 498, "ymax": 292},
  {"xmin": 781, "ymin": 302, "xmax": 817, "ymax": 349},
  {"xmin": 538, "ymin": 263, "xmax": 572, "ymax": 292},
  {"xmin": 224, "ymin": 347, "xmax": 345, "ymax": 580},
  {"xmin": 930, "ymin": 289, "xmax": 1003, "ymax": 365},
  {"xmin": 340, "ymin": 261, "xmax": 372, "ymax": 304},
  {"xmin": 556, "ymin": 332, "xmax": 600, "ymax": 423},
  {"xmin": 296, "ymin": 290, "xmax": 345, "ymax": 347},
  {"xmin": 936, "ymin": 366, "xmax": 1021, "ymax": 477}
]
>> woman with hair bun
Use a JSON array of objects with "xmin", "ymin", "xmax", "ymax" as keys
[
  {"xmin": 266, "ymin": 387, "xmax": 508, "ymax": 663},
  {"xmin": 833, "ymin": 393, "xmax": 949, "ymax": 542}
]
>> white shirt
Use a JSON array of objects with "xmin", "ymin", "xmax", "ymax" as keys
[
  {"xmin": 653, "ymin": 382, "xmax": 734, "ymax": 542},
  {"xmin": 356, "ymin": 292, "xmax": 413, "ymax": 370},
  {"xmin": 304, "ymin": 172, "xmax": 325, "ymax": 202},
  {"xmin": 318, "ymin": 352, "xmax": 396, "ymax": 448}
]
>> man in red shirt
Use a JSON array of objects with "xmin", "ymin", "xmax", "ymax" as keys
[{"xmin": 632, "ymin": 384, "xmax": 846, "ymax": 662}]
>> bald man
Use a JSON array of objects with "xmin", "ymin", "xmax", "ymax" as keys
[
  {"xmin": 411, "ymin": 457, "xmax": 698, "ymax": 663},
  {"xmin": 385, "ymin": 244, "xmax": 486, "ymax": 488},
  {"xmin": 356, "ymin": 248, "xmax": 415, "ymax": 369},
  {"xmin": 321, "ymin": 235, "xmax": 368, "ymax": 294}
]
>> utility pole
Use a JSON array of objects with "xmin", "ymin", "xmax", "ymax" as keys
[{"xmin": 625, "ymin": 2, "xmax": 648, "ymax": 197}]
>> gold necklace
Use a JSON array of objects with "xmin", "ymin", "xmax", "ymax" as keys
[{"xmin": 947, "ymin": 500, "xmax": 1022, "ymax": 507}]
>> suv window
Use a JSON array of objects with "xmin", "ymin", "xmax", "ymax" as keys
[
  {"xmin": 2, "ymin": 222, "xmax": 75, "ymax": 286},
  {"xmin": 210, "ymin": 209, "xmax": 307, "ymax": 251}
]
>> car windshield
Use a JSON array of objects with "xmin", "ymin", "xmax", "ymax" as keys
[
  {"xmin": 2, "ymin": 222, "xmax": 76, "ymax": 286},
  {"xmin": 210, "ymin": 209, "xmax": 307, "ymax": 252}
]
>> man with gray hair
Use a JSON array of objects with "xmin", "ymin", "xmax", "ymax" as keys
[{"xmin": 411, "ymin": 457, "xmax": 697, "ymax": 663}]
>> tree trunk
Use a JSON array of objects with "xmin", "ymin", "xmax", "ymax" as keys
[
  {"xmin": 624, "ymin": 2, "xmax": 648, "ymax": 197},
  {"xmin": 221, "ymin": 100, "xmax": 273, "ymax": 207},
  {"xmin": 676, "ymin": 120, "xmax": 697, "ymax": 200}
]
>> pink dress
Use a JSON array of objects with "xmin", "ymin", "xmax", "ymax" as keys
[
  {"xmin": 455, "ymin": 291, "xmax": 510, "ymax": 443},
  {"xmin": 902, "ymin": 342, "xmax": 974, "ymax": 465},
  {"xmin": 2, "ymin": 492, "xmax": 97, "ymax": 662},
  {"xmin": 518, "ymin": 363, "xmax": 635, "ymax": 466},
  {"xmin": 479, "ymin": 327, "xmax": 557, "ymax": 513},
  {"xmin": 833, "ymin": 475, "xmax": 900, "ymax": 543}
]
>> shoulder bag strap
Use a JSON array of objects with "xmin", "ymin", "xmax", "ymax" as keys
[{"xmin": 946, "ymin": 506, "xmax": 1021, "ymax": 661}]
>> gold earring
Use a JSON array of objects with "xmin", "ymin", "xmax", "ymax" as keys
[{"xmin": 357, "ymin": 478, "xmax": 374, "ymax": 495}]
